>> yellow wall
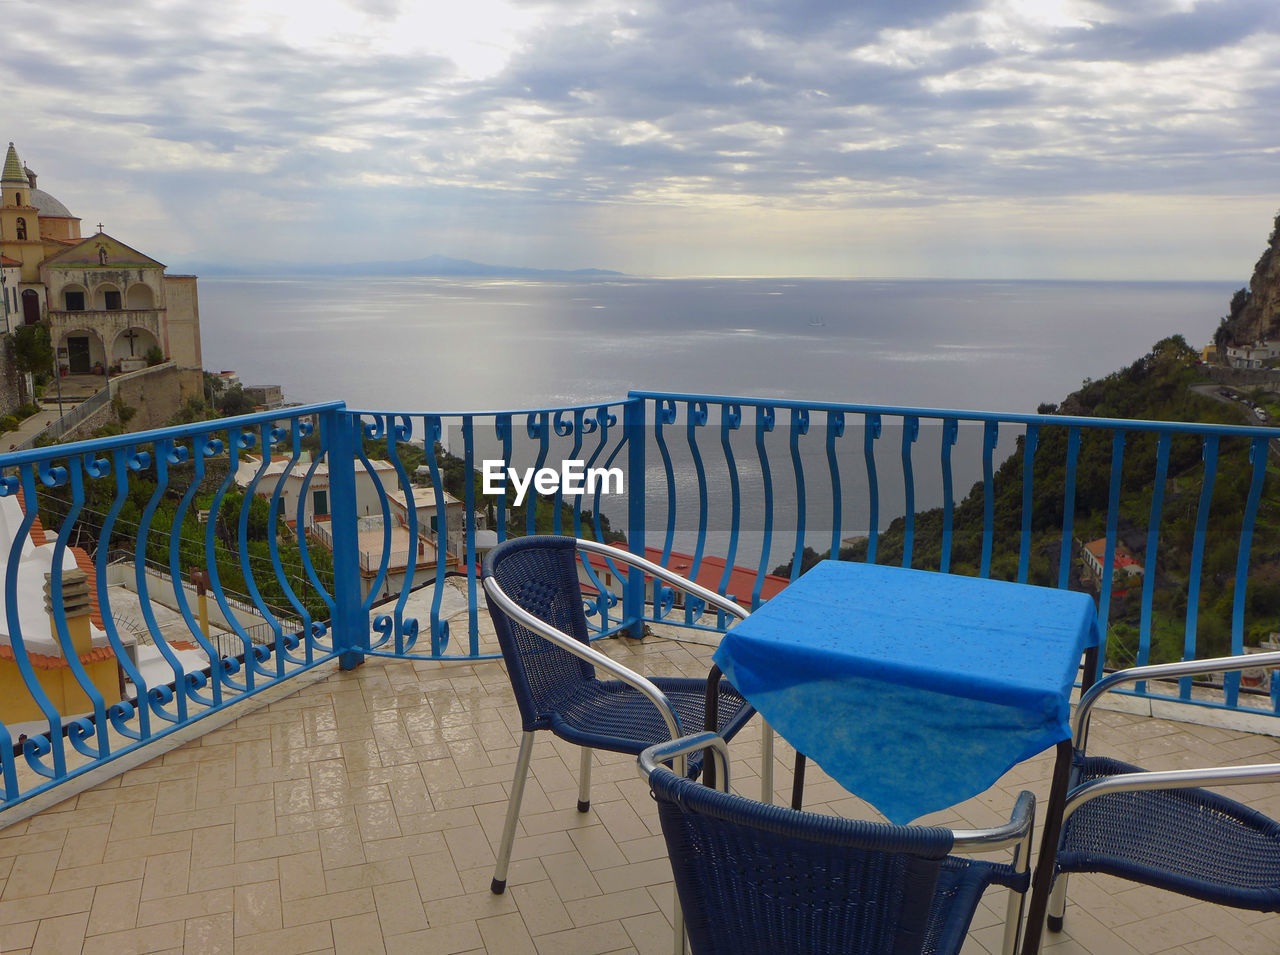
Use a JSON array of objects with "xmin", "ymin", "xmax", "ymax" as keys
[
  {"xmin": 0, "ymin": 655, "xmax": 121, "ymax": 725},
  {"xmin": 38, "ymin": 216, "xmax": 81, "ymax": 243},
  {"xmin": 0, "ymin": 212, "xmax": 47, "ymax": 285},
  {"xmin": 163, "ymin": 275, "xmax": 203, "ymax": 369}
]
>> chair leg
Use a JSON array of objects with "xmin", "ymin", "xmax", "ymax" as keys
[
  {"xmin": 492, "ymin": 731, "xmax": 536, "ymax": 895},
  {"xmin": 1047, "ymin": 873, "xmax": 1069, "ymax": 931},
  {"xmin": 761, "ymin": 721, "xmax": 775, "ymax": 804},
  {"xmin": 578, "ymin": 746, "xmax": 592, "ymax": 812},
  {"xmin": 1000, "ymin": 884, "xmax": 1026, "ymax": 955},
  {"xmin": 673, "ymin": 894, "xmax": 686, "ymax": 955}
]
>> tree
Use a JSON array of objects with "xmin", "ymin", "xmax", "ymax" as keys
[
  {"xmin": 10, "ymin": 323, "xmax": 53, "ymax": 405},
  {"xmin": 203, "ymin": 371, "xmax": 226, "ymax": 404},
  {"xmin": 1229, "ymin": 287, "xmax": 1250, "ymax": 318},
  {"xmin": 167, "ymin": 396, "xmax": 218, "ymax": 425},
  {"xmin": 215, "ymin": 385, "xmax": 256, "ymax": 417}
]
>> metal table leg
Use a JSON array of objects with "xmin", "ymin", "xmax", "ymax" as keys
[
  {"xmin": 1020, "ymin": 739, "xmax": 1073, "ymax": 954},
  {"xmin": 1022, "ymin": 647, "xmax": 1097, "ymax": 954}
]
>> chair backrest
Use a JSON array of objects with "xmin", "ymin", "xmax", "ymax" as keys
[
  {"xmin": 648, "ymin": 765, "xmax": 955, "ymax": 955},
  {"xmin": 483, "ymin": 535, "xmax": 597, "ymax": 732}
]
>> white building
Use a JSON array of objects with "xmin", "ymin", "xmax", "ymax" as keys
[
  {"xmin": 1225, "ymin": 341, "xmax": 1280, "ymax": 370},
  {"xmin": 233, "ymin": 453, "xmax": 399, "ymax": 527}
]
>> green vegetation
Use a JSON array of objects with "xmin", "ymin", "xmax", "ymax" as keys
[
  {"xmin": 775, "ymin": 336, "xmax": 1280, "ymax": 666},
  {"xmin": 9, "ymin": 323, "xmax": 53, "ymax": 405},
  {"xmin": 167, "ymin": 381, "xmax": 257, "ymax": 425}
]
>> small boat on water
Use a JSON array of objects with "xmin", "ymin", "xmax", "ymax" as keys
[{"xmin": 808, "ymin": 318, "xmax": 825, "ymax": 327}]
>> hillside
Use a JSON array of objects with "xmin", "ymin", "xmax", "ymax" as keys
[{"xmin": 1217, "ymin": 211, "xmax": 1280, "ymax": 345}]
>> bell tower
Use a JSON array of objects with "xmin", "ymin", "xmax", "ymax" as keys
[
  {"xmin": 2, "ymin": 143, "xmax": 31, "ymax": 211},
  {"xmin": 1, "ymin": 143, "xmax": 45, "ymax": 285}
]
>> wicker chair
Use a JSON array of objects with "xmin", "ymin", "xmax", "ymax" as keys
[
  {"xmin": 1047, "ymin": 651, "xmax": 1280, "ymax": 934},
  {"xmin": 482, "ymin": 535, "xmax": 757, "ymax": 895},
  {"xmin": 641, "ymin": 733, "xmax": 1036, "ymax": 955}
]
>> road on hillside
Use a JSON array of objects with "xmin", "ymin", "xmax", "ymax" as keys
[{"xmin": 1191, "ymin": 383, "xmax": 1280, "ymax": 459}]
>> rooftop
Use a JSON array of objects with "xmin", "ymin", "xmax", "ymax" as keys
[{"xmin": 2, "ymin": 620, "xmax": 1277, "ymax": 955}]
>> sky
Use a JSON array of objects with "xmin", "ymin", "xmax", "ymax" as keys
[{"xmin": 3, "ymin": 0, "xmax": 1279, "ymax": 279}]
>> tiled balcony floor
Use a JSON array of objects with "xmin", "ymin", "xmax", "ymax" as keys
[{"xmin": 2, "ymin": 629, "xmax": 1280, "ymax": 954}]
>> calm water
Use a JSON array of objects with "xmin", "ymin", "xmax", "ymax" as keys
[
  {"xmin": 199, "ymin": 276, "xmax": 1233, "ymax": 415},
  {"xmin": 199, "ymin": 275, "xmax": 1235, "ymax": 564}
]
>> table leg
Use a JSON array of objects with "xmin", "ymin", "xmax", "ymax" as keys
[
  {"xmin": 1021, "ymin": 739, "xmax": 1074, "ymax": 955},
  {"xmin": 791, "ymin": 753, "xmax": 807, "ymax": 810},
  {"xmin": 1080, "ymin": 646, "xmax": 1099, "ymax": 693}
]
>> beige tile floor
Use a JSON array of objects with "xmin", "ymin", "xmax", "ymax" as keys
[{"xmin": 1, "ymin": 631, "xmax": 1279, "ymax": 954}]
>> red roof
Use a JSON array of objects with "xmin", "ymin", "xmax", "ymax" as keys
[
  {"xmin": 0, "ymin": 254, "xmax": 20, "ymax": 267},
  {"xmin": 583, "ymin": 545, "xmax": 790, "ymax": 604},
  {"xmin": 1084, "ymin": 538, "xmax": 1142, "ymax": 570}
]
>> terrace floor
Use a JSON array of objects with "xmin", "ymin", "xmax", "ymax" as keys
[{"xmin": 2, "ymin": 621, "xmax": 1280, "ymax": 955}]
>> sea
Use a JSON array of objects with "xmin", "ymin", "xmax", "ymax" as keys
[
  {"xmin": 199, "ymin": 276, "xmax": 1234, "ymax": 415},
  {"xmin": 199, "ymin": 276, "xmax": 1236, "ymax": 565}
]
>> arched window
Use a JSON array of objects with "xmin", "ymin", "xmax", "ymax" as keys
[
  {"xmin": 14, "ymin": 193, "xmax": 22, "ymax": 206},
  {"xmin": 15, "ymin": 217, "xmax": 26, "ymax": 240},
  {"xmin": 126, "ymin": 283, "xmax": 154, "ymax": 308}
]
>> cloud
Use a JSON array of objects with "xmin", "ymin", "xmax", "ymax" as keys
[{"xmin": 1, "ymin": 0, "xmax": 1277, "ymax": 275}]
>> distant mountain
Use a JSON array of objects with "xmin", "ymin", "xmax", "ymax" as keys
[{"xmin": 184, "ymin": 253, "xmax": 625, "ymax": 279}]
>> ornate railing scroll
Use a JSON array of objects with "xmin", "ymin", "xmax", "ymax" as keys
[
  {"xmin": 5, "ymin": 387, "xmax": 1279, "ymax": 814},
  {"xmin": 344, "ymin": 400, "xmax": 634, "ymax": 661}
]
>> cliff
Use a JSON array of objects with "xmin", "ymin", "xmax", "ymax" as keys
[{"xmin": 1219, "ymin": 211, "xmax": 1280, "ymax": 345}]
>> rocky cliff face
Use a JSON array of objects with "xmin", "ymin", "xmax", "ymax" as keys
[{"xmin": 1221, "ymin": 211, "xmax": 1280, "ymax": 345}]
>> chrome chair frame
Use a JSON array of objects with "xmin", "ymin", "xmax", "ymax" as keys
[
  {"xmin": 1046, "ymin": 650, "xmax": 1280, "ymax": 932},
  {"xmin": 483, "ymin": 537, "xmax": 756, "ymax": 954}
]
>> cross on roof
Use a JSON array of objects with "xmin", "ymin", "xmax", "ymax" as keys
[{"xmin": 96, "ymin": 222, "xmax": 104, "ymax": 232}]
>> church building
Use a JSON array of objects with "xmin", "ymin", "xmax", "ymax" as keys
[{"xmin": 0, "ymin": 142, "xmax": 201, "ymax": 379}]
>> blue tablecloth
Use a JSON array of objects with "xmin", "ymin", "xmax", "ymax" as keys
[{"xmin": 713, "ymin": 561, "xmax": 1101, "ymax": 825}]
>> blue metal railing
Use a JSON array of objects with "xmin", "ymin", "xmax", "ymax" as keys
[{"xmin": 1, "ymin": 392, "xmax": 1277, "ymax": 811}]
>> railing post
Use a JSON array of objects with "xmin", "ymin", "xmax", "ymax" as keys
[
  {"xmin": 624, "ymin": 396, "xmax": 646, "ymax": 638},
  {"xmin": 326, "ymin": 406, "xmax": 367, "ymax": 669}
]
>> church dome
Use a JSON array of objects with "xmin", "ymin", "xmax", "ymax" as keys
[{"xmin": 29, "ymin": 187, "xmax": 72, "ymax": 218}]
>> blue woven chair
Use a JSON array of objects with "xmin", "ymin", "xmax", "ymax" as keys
[
  {"xmin": 641, "ymin": 733, "xmax": 1036, "ymax": 955},
  {"xmin": 482, "ymin": 535, "xmax": 757, "ymax": 895},
  {"xmin": 1046, "ymin": 651, "xmax": 1280, "ymax": 935}
]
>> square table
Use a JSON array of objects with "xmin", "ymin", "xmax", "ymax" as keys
[{"xmin": 711, "ymin": 559, "xmax": 1101, "ymax": 954}]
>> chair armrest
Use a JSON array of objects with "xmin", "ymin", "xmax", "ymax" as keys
[
  {"xmin": 576, "ymin": 538, "xmax": 752, "ymax": 622},
  {"xmin": 1062, "ymin": 761, "xmax": 1280, "ymax": 826},
  {"xmin": 1073, "ymin": 650, "xmax": 1280, "ymax": 754},
  {"xmin": 639, "ymin": 732, "xmax": 732, "ymax": 792},
  {"xmin": 953, "ymin": 790, "xmax": 1037, "ymax": 856},
  {"xmin": 482, "ymin": 574, "xmax": 685, "ymax": 749}
]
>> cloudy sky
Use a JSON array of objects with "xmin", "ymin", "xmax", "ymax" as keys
[{"xmin": 3, "ymin": 0, "xmax": 1279, "ymax": 278}]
